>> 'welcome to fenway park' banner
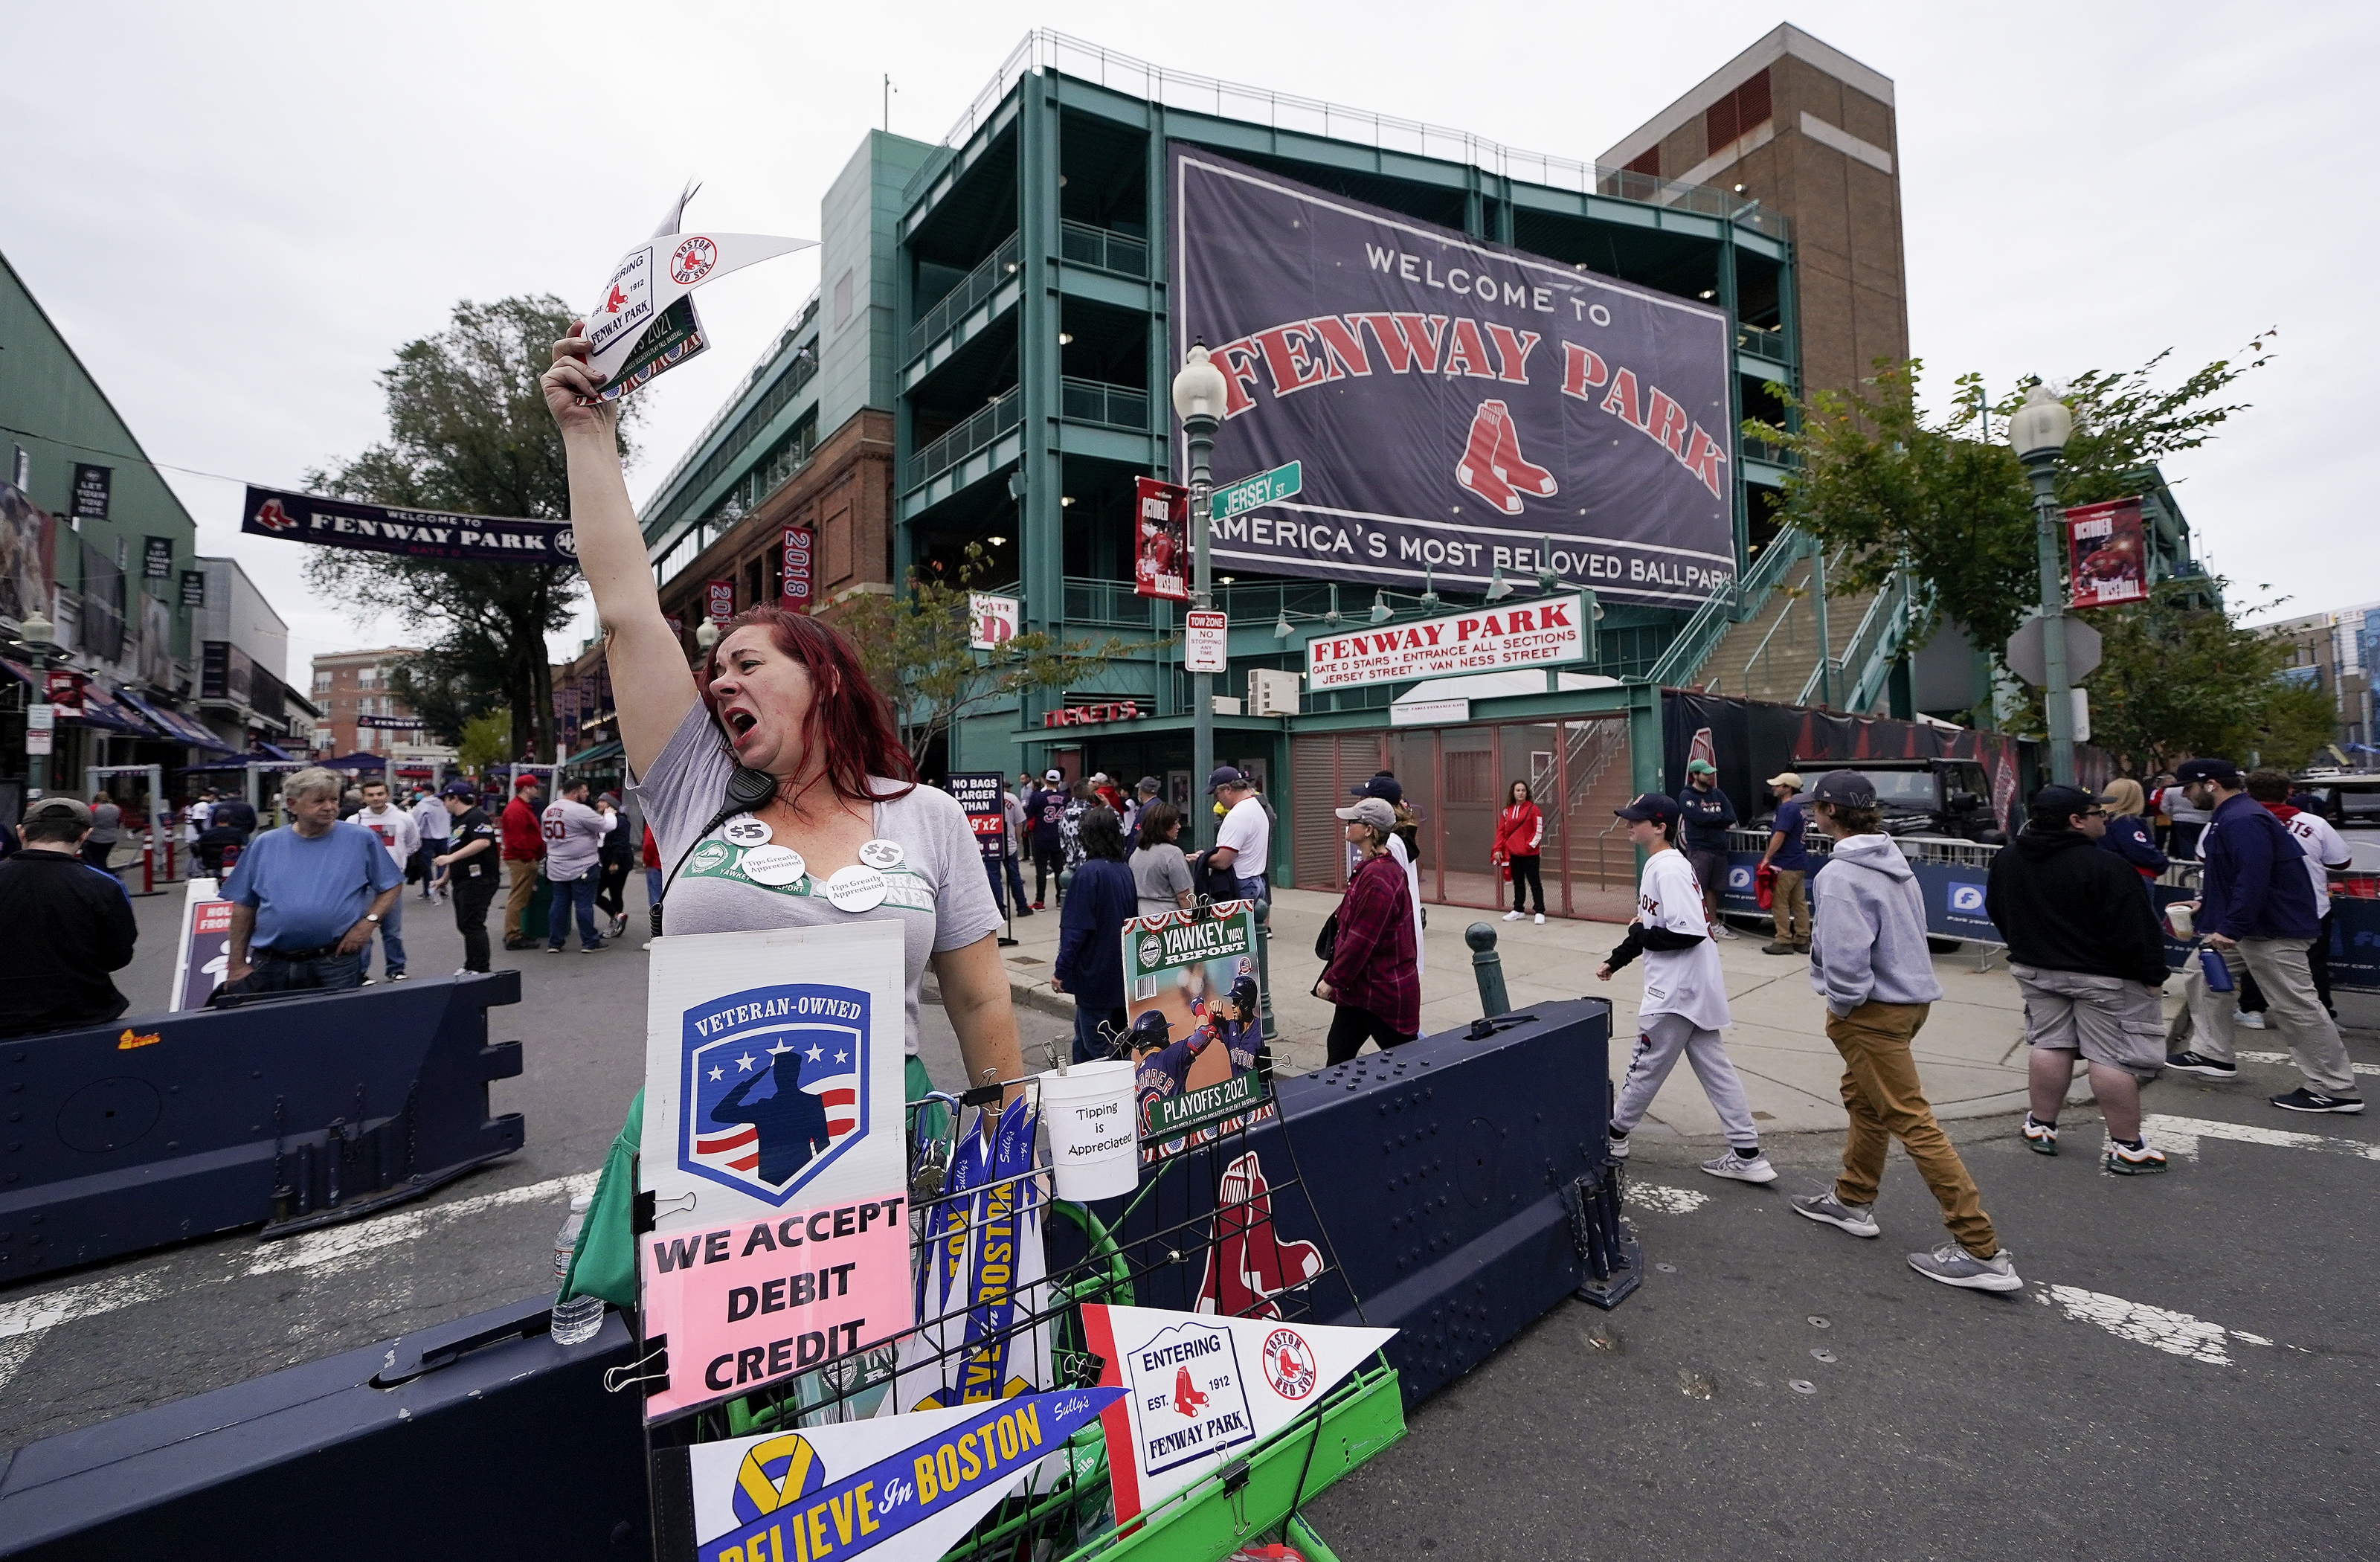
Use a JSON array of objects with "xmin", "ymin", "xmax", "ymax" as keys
[
  {"xmin": 241, "ymin": 485, "xmax": 576, "ymax": 565},
  {"xmin": 1171, "ymin": 147, "xmax": 1735, "ymax": 608}
]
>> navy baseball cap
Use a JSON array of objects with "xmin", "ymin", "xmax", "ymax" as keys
[
  {"xmin": 2030, "ymin": 783, "xmax": 2097, "ymax": 821},
  {"xmin": 1613, "ymin": 793, "xmax": 1681, "ymax": 825},
  {"xmin": 2173, "ymin": 757, "xmax": 2242, "ymax": 787},
  {"xmin": 1207, "ymin": 765, "xmax": 1249, "ymax": 793},
  {"xmin": 1349, "ymin": 771, "xmax": 1404, "ymax": 804},
  {"xmin": 1807, "ymin": 770, "xmax": 1877, "ymax": 808},
  {"xmin": 441, "ymin": 780, "xmax": 478, "ymax": 799}
]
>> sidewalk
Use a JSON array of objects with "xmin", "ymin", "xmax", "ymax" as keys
[{"xmin": 991, "ymin": 886, "xmax": 2250, "ymax": 1147}]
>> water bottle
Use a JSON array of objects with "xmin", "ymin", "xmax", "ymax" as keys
[
  {"xmin": 552, "ymin": 1192, "xmax": 591, "ymax": 1282},
  {"xmin": 2197, "ymin": 946, "xmax": 2234, "ymax": 993}
]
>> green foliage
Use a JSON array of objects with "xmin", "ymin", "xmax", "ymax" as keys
[
  {"xmin": 1748, "ymin": 335, "xmax": 2276, "ymax": 707},
  {"xmin": 2051, "ymin": 578, "xmax": 2320, "ymax": 777},
  {"xmin": 303, "ymin": 297, "xmax": 637, "ymax": 762},
  {"xmin": 454, "ymin": 708, "xmax": 514, "ymax": 773},
  {"xmin": 837, "ymin": 544, "xmax": 1148, "ymax": 768}
]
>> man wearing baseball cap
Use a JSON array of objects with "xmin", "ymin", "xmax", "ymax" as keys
[
  {"xmin": 1678, "ymin": 759, "xmax": 1740, "ymax": 940},
  {"xmin": 1201, "ymin": 766, "xmax": 1270, "ymax": 903},
  {"xmin": 2165, "ymin": 758, "xmax": 2358, "ymax": 1113},
  {"xmin": 1794, "ymin": 770, "xmax": 2021, "ymax": 1291},
  {"xmin": 1984, "ymin": 784, "xmax": 2172, "ymax": 1172},
  {"xmin": 1596, "ymin": 793, "xmax": 1775, "ymax": 1184},
  {"xmin": 432, "ymin": 781, "xmax": 504, "ymax": 974},
  {"xmin": 1027, "ymin": 769, "xmax": 1067, "ymax": 908},
  {"xmin": 1758, "ymin": 771, "xmax": 1814, "ymax": 955},
  {"xmin": 1351, "ymin": 771, "xmax": 1425, "ymax": 975},
  {"xmin": 0, "ymin": 797, "xmax": 139, "ymax": 1038}
]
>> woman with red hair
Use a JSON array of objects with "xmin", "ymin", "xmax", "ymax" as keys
[{"xmin": 539, "ymin": 328, "xmax": 1026, "ymax": 1312}]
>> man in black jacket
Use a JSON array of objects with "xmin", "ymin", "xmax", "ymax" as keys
[
  {"xmin": 1984, "ymin": 785, "xmax": 2172, "ymax": 1174},
  {"xmin": 0, "ymin": 797, "xmax": 141, "ymax": 1038}
]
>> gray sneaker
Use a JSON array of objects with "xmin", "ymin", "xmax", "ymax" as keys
[
  {"xmin": 1906, "ymin": 1241, "xmax": 2022, "ymax": 1292},
  {"xmin": 1699, "ymin": 1150, "xmax": 1778, "ymax": 1184},
  {"xmin": 1790, "ymin": 1191, "xmax": 1879, "ymax": 1238},
  {"xmin": 1606, "ymin": 1131, "xmax": 1632, "ymax": 1162}
]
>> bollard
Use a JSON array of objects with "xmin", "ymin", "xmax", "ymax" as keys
[
  {"xmin": 1465, "ymin": 922, "xmax": 1511, "ymax": 1018},
  {"xmin": 1252, "ymin": 897, "xmax": 1279, "ymax": 1041}
]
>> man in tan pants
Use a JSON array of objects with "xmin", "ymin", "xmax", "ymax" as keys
[
  {"xmin": 1788, "ymin": 770, "xmax": 2021, "ymax": 1293},
  {"xmin": 499, "ymin": 777, "xmax": 545, "ymax": 949},
  {"xmin": 1758, "ymin": 771, "xmax": 1814, "ymax": 954}
]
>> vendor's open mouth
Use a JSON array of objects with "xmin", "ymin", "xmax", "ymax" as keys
[{"xmin": 726, "ymin": 711, "xmax": 759, "ymax": 738}]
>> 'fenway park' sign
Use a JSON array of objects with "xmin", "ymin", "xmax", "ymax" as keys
[{"xmin": 1305, "ymin": 594, "xmax": 1587, "ymax": 691}]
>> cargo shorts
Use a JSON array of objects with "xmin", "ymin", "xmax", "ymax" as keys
[{"xmin": 2008, "ymin": 963, "xmax": 2168, "ymax": 1077}]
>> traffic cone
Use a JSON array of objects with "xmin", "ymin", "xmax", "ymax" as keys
[{"xmin": 1456, "ymin": 402, "xmax": 1523, "ymax": 515}]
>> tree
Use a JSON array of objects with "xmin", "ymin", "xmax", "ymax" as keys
[
  {"xmin": 1748, "ymin": 335, "xmax": 2274, "ymax": 701},
  {"xmin": 303, "ymin": 297, "xmax": 637, "ymax": 761},
  {"xmin": 454, "ymin": 709, "xmax": 513, "ymax": 774},
  {"xmin": 834, "ymin": 544, "xmax": 1147, "ymax": 771}
]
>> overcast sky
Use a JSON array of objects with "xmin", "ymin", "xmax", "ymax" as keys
[{"xmin": 4, "ymin": 1, "xmax": 2371, "ymax": 681}]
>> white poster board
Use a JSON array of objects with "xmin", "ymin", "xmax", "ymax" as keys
[{"xmin": 168, "ymin": 876, "xmax": 230, "ymax": 1012}]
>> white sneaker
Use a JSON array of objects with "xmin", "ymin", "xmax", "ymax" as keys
[
  {"xmin": 2236, "ymin": 1010, "xmax": 2267, "ymax": 1030},
  {"xmin": 1714, "ymin": 922, "xmax": 1740, "ymax": 940},
  {"xmin": 1534, "ymin": 913, "xmax": 1545, "ymax": 925},
  {"xmin": 1504, "ymin": 910, "xmax": 1524, "ymax": 922},
  {"xmin": 1606, "ymin": 1131, "xmax": 1632, "ymax": 1162},
  {"xmin": 1700, "ymin": 1150, "xmax": 1778, "ymax": 1184}
]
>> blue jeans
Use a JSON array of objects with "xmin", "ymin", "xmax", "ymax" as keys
[
  {"xmin": 1235, "ymin": 873, "xmax": 1269, "ymax": 904},
  {"xmin": 548, "ymin": 873, "xmax": 601, "ymax": 949},
  {"xmin": 1072, "ymin": 1002, "xmax": 1128, "ymax": 1064},
  {"xmin": 371, "ymin": 893, "xmax": 407, "ymax": 976},
  {"xmin": 228, "ymin": 949, "xmax": 364, "ymax": 995},
  {"xmin": 1003, "ymin": 851, "xmax": 1029, "ymax": 908}
]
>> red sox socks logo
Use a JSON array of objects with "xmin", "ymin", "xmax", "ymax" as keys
[
  {"xmin": 1454, "ymin": 399, "xmax": 1557, "ymax": 515},
  {"xmin": 1195, "ymin": 1152, "xmax": 1324, "ymax": 1320},
  {"xmin": 252, "ymin": 498, "xmax": 298, "ymax": 533}
]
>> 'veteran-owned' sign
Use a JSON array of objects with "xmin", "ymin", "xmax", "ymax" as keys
[{"xmin": 1305, "ymin": 594, "xmax": 1586, "ymax": 691}]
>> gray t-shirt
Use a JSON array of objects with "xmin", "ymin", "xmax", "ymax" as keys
[
  {"xmin": 1129, "ymin": 842, "xmax": 1194, "ymax": 918},
  {"xmin": 89, "ymin": 803, "xmax": 122, "ymax": 844},
  {"xmin": 631, "ymin": 701, "xmax": 1002, "ymax": 1055}
]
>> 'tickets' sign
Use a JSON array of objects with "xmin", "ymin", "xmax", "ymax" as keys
[
  {"xmin": 706, "ymin": 579, "xmax": 737, "ymax": 623},
  {"xmin": 1133, "ymin": 477, "xmax": 1190, "ymax": 602},
  {"xmin": 2065, "ymin": 498, "xmax": 2149, "ymax": 608},
  {"xmin": 1171, "ymin": 146, "xmax": 1735, "ymax": 606},
  {"xmin": 1041, "ymin": 700, "xmax": 1142, "ymax": 728},
  {"xmin": 640, "ymin": 924, "xmax": 910, "ymax": 1424},
  {"xmin": 1305, "ymin": 592, "xmax": 1587, "ymax": 690},
  {"xmin": 781, "ymin": 526, "xmax": 814, "ymax": 613}
]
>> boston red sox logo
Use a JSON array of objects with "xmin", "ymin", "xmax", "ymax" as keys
[
  {"xmin": 252, "ymin": 498, "xmax": 298, "ymax": 533},
  {"xmin": 1454, "ymin": 399, "xmax": 1557, "ymax": 515},
  {"xmin": 1195, "ymin": 1151, "xmax": 1323, "ymax": 1320},
  {"xmin": 600, "ymin": 283, "xmax": 628, "ymax": 315},
  {"xmin": 672, "ymin": 236, "xmax": 718, "ymax": 286},
  {"xmin": 1261, "ymin": 1327, "xmax": 1318, "ymax": 1399}
]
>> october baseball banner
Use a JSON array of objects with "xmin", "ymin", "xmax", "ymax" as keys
[
  {"xmin": 1171, "ymin": 146, "xmax": 1735, "ymax": 606},
  {"xmin": 640, "ymin": 923, "xmax": 911, "ymax": 1424},
  {"xmin": 2065, "ymin": 498, "xmax": 2149, "ymax": 608},
  {"xmin": 1133, "ymin": 477, "xmax": 1190, "ymax": 602},
  {"xmin": 240, "ymin": 485, "xmax": 576, "ymax": 565}
]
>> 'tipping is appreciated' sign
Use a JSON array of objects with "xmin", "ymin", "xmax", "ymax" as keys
[{"xmin": 1304, "ymin": 592, "xmax": 1588, "ymax": 690}]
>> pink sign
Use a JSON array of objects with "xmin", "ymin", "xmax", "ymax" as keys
[{"xmin": 641, "ymin": 1189, "xmax": 912, "ymax": 1421}]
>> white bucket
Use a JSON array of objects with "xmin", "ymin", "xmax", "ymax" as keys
[{"xmin": 1038, "ymin": 1060, "xmax": 1139, "ymax": 1201}]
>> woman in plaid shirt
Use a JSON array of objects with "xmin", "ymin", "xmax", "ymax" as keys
[{"xmin": 1318, "ymin": 796, "xmax": 1421, "ymax": 1063}]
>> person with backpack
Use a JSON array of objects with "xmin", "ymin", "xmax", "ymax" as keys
[
  {"xmin": 1792, "ymin": 770, "xmax": 2021, "ymax": 1292},
  {"xmin": 1595, "ymin": 793, "xmax": 1774, "ymax": 1186}
]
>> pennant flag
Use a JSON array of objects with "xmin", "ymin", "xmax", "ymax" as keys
[
  {"xmin": 1079, "ymin": 1304, "xmax": 1396, "ymax": 1525},
  {"xmin": 582, "ymin": 185, "xmax": 814, "ymax": 402},
  {"xmin": 676, "ymin": 1388, "xmax": 1119, "ymax": 1562}
]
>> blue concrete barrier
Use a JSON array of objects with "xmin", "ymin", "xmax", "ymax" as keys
[{"xmin": 0, "ymin": 974, "xmax": 525, "ymax": 1276}]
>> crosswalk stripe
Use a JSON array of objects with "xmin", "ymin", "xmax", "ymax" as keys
[{"xmin": 2143, "ymin": 1113, "xmax": 2380, "ymax": 1163}]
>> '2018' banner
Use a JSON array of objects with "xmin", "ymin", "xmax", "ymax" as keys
[{"xmin": 1170, "ymin": 146, "xmax": 1737, "ymax": 608}]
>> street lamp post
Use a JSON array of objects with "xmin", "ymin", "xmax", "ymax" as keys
[
  {"xmin": 1171, "ymin": 342, "xmax": 1228, "ymax": 850},
  {"xmin": 2010, "ymin": 383, "xmax": 2077, "ymax": 785},
  {"xmin": 9, "ymin": 607, "xmax": 60, "ymax": 796}
]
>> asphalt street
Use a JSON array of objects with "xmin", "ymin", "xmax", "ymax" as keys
[{"xmin": 7, "ymin": 879, "xmax": 2377, "ymax": 1560}]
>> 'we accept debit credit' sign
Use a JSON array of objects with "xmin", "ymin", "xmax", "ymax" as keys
[{"xmin": 1305, "ymin": 594, "xmax": 1586, "ymax": 691}]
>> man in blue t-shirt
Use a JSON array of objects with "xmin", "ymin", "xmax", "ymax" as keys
[
  {"xmin": 1760, "ymin": 771, "xmax": 1815, "ymax": 955},
  {"xmin": 219, "ymin": 768, "xmax": 405, "ymax": 997}
]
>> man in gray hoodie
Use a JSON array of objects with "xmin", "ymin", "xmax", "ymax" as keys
[{"xmin": 1792, "ymin": 770, "xmax": 2021, "ymax": 1293}]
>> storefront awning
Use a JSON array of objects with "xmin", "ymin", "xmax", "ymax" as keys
[
  {"xmin": 560, "ymin": 739, "xmax": 625, "ymax": 768},
  {"xmin": 119, "ymin": 690, "xmax": 239, "ymax": 752}
]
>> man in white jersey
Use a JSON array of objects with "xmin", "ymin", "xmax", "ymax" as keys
[
  {"xmin": 1596, "ymin": 792, "xmax": 1774, "ymax": 1185},
  {"xmin": 353, "ymin": 780, "xmax": 419, "ymax": 981}
]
